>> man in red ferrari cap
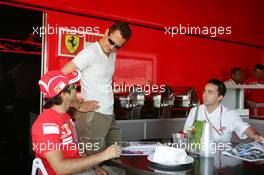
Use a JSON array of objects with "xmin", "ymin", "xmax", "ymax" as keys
[{"xmin": 31, "ymin": 70, "xmax": 121, "ymax": 175}]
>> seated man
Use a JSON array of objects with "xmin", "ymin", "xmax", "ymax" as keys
[
  {"xmin": 224, "ymin": 67, "xmax": 243, "ymax": 86},
  {"xmin": 244, "ymin": 64, "xmax": 264, "ymax": 116},
  {"xmin": 32, "ymin": 70, "xmax": 121, "ymax": 175},
  {"xmin": 184, "ymin": 79, "xmax": 264, "ymax": 143}
]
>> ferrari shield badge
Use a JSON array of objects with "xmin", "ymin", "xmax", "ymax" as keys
[{"xmin": 65, "ymin": 34, "xmax": 80, "ymax": 54}]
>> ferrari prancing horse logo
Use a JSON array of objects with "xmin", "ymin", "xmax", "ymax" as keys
[{"xmin": 65, "ymin": 34, "xmax": 80, "ymax": 54}]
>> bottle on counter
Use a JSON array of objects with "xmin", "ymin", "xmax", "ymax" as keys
[{"xmin": 200, "ymin": 120, "xmax": 214, "ymax": 158}]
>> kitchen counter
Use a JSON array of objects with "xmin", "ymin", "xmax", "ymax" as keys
[{"xmin": 116, "ymin": 118, "xmax": 264, "ymax": 142}]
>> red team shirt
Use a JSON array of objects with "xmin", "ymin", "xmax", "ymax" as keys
[
  {"xmin": 244, "ymin": 77, "xmax": 264, "ymax": 116},
  {"xmin": 32, "ymin": 109, "xmax": 80, "ymax": 175}
]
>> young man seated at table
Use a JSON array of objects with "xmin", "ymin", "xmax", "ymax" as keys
[
  {"xmin": 184, "ymin": 79, "xmax": 264, "ymax": 143},
  {"xmin": 32, "ymin": 70, "xmax": 122, "ymax": 175}
]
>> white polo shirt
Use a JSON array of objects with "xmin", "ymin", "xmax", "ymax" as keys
[
  {"xmin": 224, "ymin": 79, "xmax": 239, "ymax": 86},
  {"xmin": 72, "ymin": 42, "xmax": 116, "ymax": 115},
  {"xmin": 183, "ymin": 104, "xmax": 249, "ymax": 143}
]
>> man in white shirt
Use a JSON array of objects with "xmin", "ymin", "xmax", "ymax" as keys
[
  {"xmin": 61, "ymin": 21, "xmax": 131, "ymax": 174},
  {"xmin": 224, "ymin": 67, "xmax": 243, "ymax": 86},
  {"xmin": 184, "ymin": 79, "xmax": 264, "ymax": 143}
]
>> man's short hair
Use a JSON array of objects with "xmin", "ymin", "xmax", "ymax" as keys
[
  {"xmin": 207, "ymin": 79, "xmax": 226, "ymax": 97},
  {"xmin": 254, "ymin": 64, "xmax": 264, "ymax": 71},
  {"xmin": 109, "ymin": 21, "xmax": 131, "ymax": 40},
  {"xmin": 231, "ymin": 67, "xmax": 242, "ymax": 75}
]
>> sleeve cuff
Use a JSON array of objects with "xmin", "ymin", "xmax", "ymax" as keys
[{"xmin": 235, "ymin": 123, "xmax": 250, "ymax": 140}]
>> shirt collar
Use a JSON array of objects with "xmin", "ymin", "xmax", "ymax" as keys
[
  {"xmin": 230, "ymin": 79, "xmax": 240, "ymax": 85},
  {"xmin": 230, "ymin": 79, "xmax": 236, "ymax": 85},
  {"xmin": 96, "ymin": 41, "xmax": 115, "ymax": 60},
  {"xmin": 205, "ymin": 104, "xmax": 221, "ymax": 117}
]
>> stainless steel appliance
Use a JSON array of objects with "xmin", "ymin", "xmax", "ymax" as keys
[
  {"xmin": 115, "ymin": 86, "xmax": 145, "ymax": 119},
  {"xmin": 152, "ymin": 85, "xmax": 175, "ymax": 118},
  {"xmin": 173, "ymin": 87, "xmax": 198, "ymax": 108},
  {"xmin": 114, "ymin": 85, "xmax": 198, "ymax": 119}
]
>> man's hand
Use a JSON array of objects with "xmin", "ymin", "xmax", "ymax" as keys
[
  {"xmin": 94, "ymin": 165, "xmax": 107, "ymax": 175},
  {"xmin": 246, "ymin": 100, "xmax": 256, "ymax": 109},
  {"xmin": 253, "ymin": 134, "xmax": 264, "ymax": 141},
  {"xmin": 79, "ymin": 100, "xmax": 99, "ymax": 112},
  {"xmin": 70, "ymin": 99, "xmax": 83, "ymax": 109},
  {"xmin": 102, "ymin": 144, "xmax": 121, "ymax": 160},
  {"xmin": 244, "ymin": 127, "xmax": 264, "ymax": 141}
]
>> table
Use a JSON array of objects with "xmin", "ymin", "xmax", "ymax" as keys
[{"xmin": 109, "ymin": 151, "xmax": 264, "ymax": 175}]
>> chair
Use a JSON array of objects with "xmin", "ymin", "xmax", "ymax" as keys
[{"xmin": 31, "ymin": 158, "xmax": 48, "ymax": 175}]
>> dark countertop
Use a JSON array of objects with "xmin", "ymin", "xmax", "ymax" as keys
[{"xmin": 110, "ymin": 151, "xmax": 264, "ymax": 175}]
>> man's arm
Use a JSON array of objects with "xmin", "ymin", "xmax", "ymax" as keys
[
  {"xmin": 183, "ymin": 107, "xmax": 196, "ymax": 133},
  {"xmin": 61, "ymin": 61, "xmax": 78, "ymax": 74},
  {"xmin": 63, "ymin": 61, "xmax": 99, "ymax": 111},
  {"xmin": 244, "ymin": 127, "xmax": 264, "ymax": 141},
  {"xmin": 70, "ymin": 99, "xmax": 99, "ymax": 113},
  {"xmin": 44, "ymin": 144, "xmax": 121, "ymax": 175}
]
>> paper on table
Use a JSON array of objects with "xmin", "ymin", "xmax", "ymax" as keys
[{"xmin": 121, "ymin": 142, "xmax": 162, "ymax": 156}]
